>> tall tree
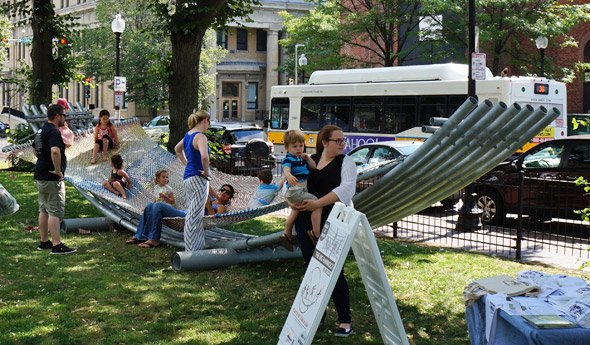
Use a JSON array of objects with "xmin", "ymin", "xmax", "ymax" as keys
[
  {"xmin": 151, "ymin": 0, "xmax": 260, "ymax": 152},
  {"xmin": 423, "ymin": 0, "xmax": 590, "ymax": 76}
]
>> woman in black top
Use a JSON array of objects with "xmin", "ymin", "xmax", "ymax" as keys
[{"xmin": 294, "ymin": 125, "xmax": 357, "ymax": 337}]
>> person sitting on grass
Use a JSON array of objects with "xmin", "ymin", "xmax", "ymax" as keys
[
  {"xmin": 205, "ymin": 184, "xmax": 235, "ymax": 215},
  {"xmin": 102, "ymin": 154, "xmax": 132, "ymax": 199},
  {"xmin": 126, "ymin": 169, "xmax": 184, "ymax": 248},
  {"xmin": 91, "ymin": 109, "xmax": 119, "ymax": 164}
]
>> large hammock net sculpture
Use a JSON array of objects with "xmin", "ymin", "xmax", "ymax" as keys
[{"xmin": 6, "ymin": 98, "xmax": 561, "ymax": 270}]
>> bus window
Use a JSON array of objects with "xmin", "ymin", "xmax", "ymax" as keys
[
  {"xmin": 384, "ymin": 96, "xmax": 417, "ymax": 133},
  {"xmin": 448, "ymin": 95, "xmax": 468, "ymax": 116},
  {"xmin": 322, "ymin": 97, "xmax": 351, "ymax": 131},
  {"xmin": 419, "ymin": 96, "xmax": 447, "ymax": 125},
  {"xmin": 353, "ymin": 97, "xmax": 382, "ymax": 133},
  {"xmin": 301, "ymin": 97, "xmax": 321, "ymax": 131},
  {"xmin": 270, "ymin": 97, "xmax": 289, "ymax": 129}
]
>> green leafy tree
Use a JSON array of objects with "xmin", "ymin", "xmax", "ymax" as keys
[
  {"xmin": 423, "ymin": 0, "xmax": 590, "ymax": 76},
  {"xmin": 150, "ymin": 0, "xmax": 260, "ymax": 152},
  {"xmin": 0, "ymin": 15, "xmax": 11, "ymax": 63},
  {"xmin": 278, "ymin": 5, "xmax": 343, "ymax": 80},
  {"xmin": 76, "ymin": 0, "xmax": 226, "ymax": 116},
  {"xmin": 1, "ymin": 0, "xmax": 80, "ymax": 105},
  {"xmin": 291, "ymin": 0, "xmax": 427, "ymax": 68}
]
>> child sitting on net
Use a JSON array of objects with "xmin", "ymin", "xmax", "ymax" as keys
[
  {"xmin": 280, "ymin": 130, "xmax": 320, "ymax": 251},
  {"xmin": 102, "ymin": 154, "xmax": 132, "ymax": 199},
  {"xmin": 91, "ymin": 109, "xmax": 119, "ymax": 164},
  {"xmin": 248, "ymin": 169, "xmax": 284, "ymax": 209}
]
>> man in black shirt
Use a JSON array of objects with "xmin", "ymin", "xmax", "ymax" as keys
[{"xmin": 34, "ymin": 104, "xmax": 76, "ymax": 254}]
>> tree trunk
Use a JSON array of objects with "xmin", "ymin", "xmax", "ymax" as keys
[
  {"xmin": 30, "ymin": 0, "xmax": 55, "ymax": 106},
  {"xmin": 167, "ymin": 31, "xmax": 204, "ymax": 152}
]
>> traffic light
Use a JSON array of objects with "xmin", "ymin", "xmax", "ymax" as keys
[
  {"xmin": 58, "ymin": 35, "xmax": 67, "ymax": 46},
  {"xmin": 84, "ymin": 84, "xmax": 91, "ymax": 99},
  {"xmin": 84, "ymin": 76, "xmax": 92, "ymax": 84}
]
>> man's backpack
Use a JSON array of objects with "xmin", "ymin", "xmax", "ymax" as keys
[{"xmin": 33, "ymin": 129, "xmax": 43, "ymax": 159}]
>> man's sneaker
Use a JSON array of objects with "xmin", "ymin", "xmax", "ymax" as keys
[
  {"xmin": 335, "ymin": 327, "xmax": 354, "ymax": 337},
  {"xmin": 50, "ymin": 243, "xmax": 77, "ymax": 255},
  {"xmin": 37, "ymin": 240, "xmax": 53, "ymax": 250}
]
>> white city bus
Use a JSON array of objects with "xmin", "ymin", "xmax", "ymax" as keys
[{"xmin": 268, "ymin": 63, "xmax": 567, "ymax": 155}]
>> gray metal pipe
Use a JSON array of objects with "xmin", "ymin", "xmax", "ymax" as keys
[
  {"xmin": 421, "ymin": 125, "xmax": 440, "ymax": 134},
  {"xmin": 359, "ymin": 102, "xmax": 513, "ymax": 217},
  {"xmin": 368, "ymin": 106, "xmax": 548, "ymax": 225},
  {"xmin": 355, "ymin": 99, "xmax": 493, "ymax": 212},
  {"xmin": 171, "ymin": 246, "xmax": 301, "ymax": 272},
  {"xmin": 371, "ymin": 107, "xmax": 558, "ymax": 226},
  {"xmin": 429, "ymin": 117, "xmax": 448, "ymax": 126},
  {"xmin": 366, "ymin": 106, "xmax": 559, "ymax": 227},
  {"xmin": 368, "ymin": 102, "xmax": 509, "ymax": 207},
  {"xmin": 360, "ymin": 104, "xmax": 554, "ymax": 226},
  {"xmin": 60, "ymin": 217, "xmax": 112, "ymax": 234}
]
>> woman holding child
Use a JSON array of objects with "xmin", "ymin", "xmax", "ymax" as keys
[
  {"xmin": 292, "ymin": 125, "xmax": 357, "ymax": 337},
  {"xmin": 174, "ymin": 110, "xmax": 212, "ymax": 251}
]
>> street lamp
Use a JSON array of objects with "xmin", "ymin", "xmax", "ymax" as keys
[
  {"xmin": 111, "ymin": 13, "xmax": 125, "ymax": 115},
  {"xmin": 294, "ymin": 44, "xmax": 304, "ymax": 85},
  {"xmin": 298, "ymin": 53, "xmax": 308, "ymax": 84},
  {"xmin": 535, "ymin": 35, "xmax": 548, "ymax": 78}
]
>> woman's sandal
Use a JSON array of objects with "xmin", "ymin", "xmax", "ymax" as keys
[
  {"xmin": 125, "ymin": 237, "xmax": 144, "ymax": 244},
  {"xmin": 138, "ymin": 240, "xmax": 160, "ymax": 248}
]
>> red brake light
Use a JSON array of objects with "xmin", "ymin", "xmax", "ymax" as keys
[{"xmin": 222, "ymin": 144, "xmax": 232, "ymax": 154}]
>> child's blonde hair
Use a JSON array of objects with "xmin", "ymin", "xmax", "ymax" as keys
[
  {"xmin": 283, "ymin": 130, "xmax": 306, "ymax": 148},
  {"xmin": 154, "ymin": 169, "xmax": 168, "ymax": 184},
  {"xmin": 187, "ymin": 110, "xmax": 210, "ymax": 129}
]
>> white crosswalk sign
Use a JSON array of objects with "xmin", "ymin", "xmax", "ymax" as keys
[{"xmin": 278, "ymin": 203, "xmax": 409, "ymax": 345}]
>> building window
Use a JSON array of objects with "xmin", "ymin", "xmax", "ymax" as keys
[
  {"xmin": 236, "ymin": 28, "xmax": 248, "ymax": 51},
  {"xmin": 216, "ymin": 30, "xmax": 227, "ymax": 49},
  {"xmin": 256, "ymin": 29, "xmax": 267, "ymax": 52},
  {"xmin": 247, "ymin": 83, "xmax": 258, "ymax": 110}
]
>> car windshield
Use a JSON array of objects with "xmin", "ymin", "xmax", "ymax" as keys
[
  {"xmin": 230, "ymin": 129, "xmax": 266, "ymax": 142},
  {"xmin": 147, "ymin": 117, "xmax": 169, "ymax": 127}
]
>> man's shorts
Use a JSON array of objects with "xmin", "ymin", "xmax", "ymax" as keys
[
  {"xmin": 36, "ymin": 180, "xmax": 65, "ymax": 218},
  {"xmin": 285, "ymin": 186, "xmax": 317, "ymax": 204}
]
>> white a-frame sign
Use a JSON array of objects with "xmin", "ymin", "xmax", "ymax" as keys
[{"xmin": 278, "ymin": 203, "xmax": 409, "ymax": 345}]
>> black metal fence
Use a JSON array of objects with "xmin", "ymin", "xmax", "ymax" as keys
[{"xmin": 370, "ymin": 175, "xmax": 590, "ymax": 267}]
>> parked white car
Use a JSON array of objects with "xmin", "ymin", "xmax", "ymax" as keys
[{"xmin": 142, "ymin": 115, "xmax": 170, "ymax": 141}]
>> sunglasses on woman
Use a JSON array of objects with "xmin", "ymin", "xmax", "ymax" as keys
[{"xmin": 219, "ymin": 188, "xmax": 233, "ymax": 196}]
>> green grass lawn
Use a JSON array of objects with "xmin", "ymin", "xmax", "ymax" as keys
[{"xmin": 1, "ymin": 170, "xmax": 589, "ymax": 345}]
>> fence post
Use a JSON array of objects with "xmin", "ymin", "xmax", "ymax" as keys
[{"xmin": 515, "ymin": 170, "xmax": 524, "ymax": 260}]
